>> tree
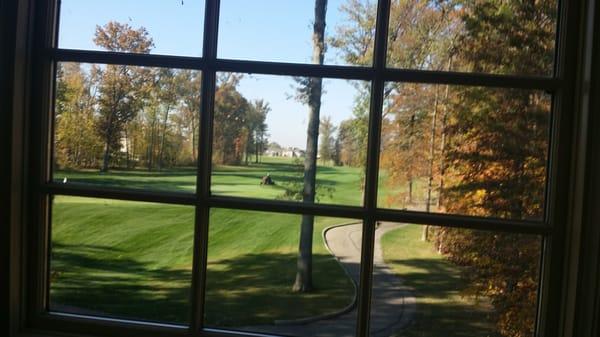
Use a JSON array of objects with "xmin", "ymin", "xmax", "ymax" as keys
[
  {"xmin": 334, "ymin": 1, "xmax": 553, "ymax": 335},
  {"xmin": 334, "ymin": 0, "xmax": 458, "ymax": 209},
  {"xmin": 293, "ymin": 0, "xmax": 328, "ymax": 293},
  {"xmin": 319, "ymin": 116, "xmax": 336, "ymax": 164},
  {"xmin": 155, "ymin": 68, "xmax": 179, "ymax": 170},
  {"xmin": 93, "ymin": 21, "xmax": 154, "ymax": 171},
  {"xmin": 176, "ymin": 70, "xmax": 202, "ymax": 165},
  {"xmin": 55, "ymin": 63, "xmax": 102, "ymax": 169},
  {"xmin": 213, "ymin": 74, "xmax": 250, "ymax": 165},
  {"xmin": 435, "ymin": 1, "xmax": 556, "ymax": 336},
  {"xmin": 245, "ymin": 99, "xmax": 270, "ymax": 164}
]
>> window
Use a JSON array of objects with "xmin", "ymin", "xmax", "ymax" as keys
[{"xmin": 20, "ymin": 1, "xmax": 581, "ymax": 337}]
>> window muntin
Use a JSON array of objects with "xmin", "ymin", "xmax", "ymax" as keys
[
  {"xmin": 49, "ymin": 196, "xmax": 195, "ymax": 324},
  {"xmin": 36, "ymin": 1, "xmax": 565, "ymax": 337},
  {"xmin": 210, "ymin": 73, "xmax": 369, "ymax": 206},
  {"xmin": 57, "ymin": 0, "xmax": 206, "ymax": 57}
]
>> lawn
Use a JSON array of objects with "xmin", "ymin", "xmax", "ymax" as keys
[
  {"xmin": 50, "ymin": 157, "xmax": 362, "ymax": 326},
  {"xmin": 50, "ymin": 157, "xmax": 498, "ymax": 335},
  {"xmin": 54, "ymin": 156, "xmax": 365, "ymax": 205},
  {"xmin": 381, "ymin": 225, "xmax": 499, "ymax": 337}
]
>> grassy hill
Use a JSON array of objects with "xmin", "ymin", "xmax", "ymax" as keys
[{"xmin": 50, "ymin": 157, "xmax": 363, "ymax": 325}]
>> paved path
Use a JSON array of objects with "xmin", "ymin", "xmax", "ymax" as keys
[{"xmin": 243, "ymin": 222, "xmax": 415, "ymax": 337}]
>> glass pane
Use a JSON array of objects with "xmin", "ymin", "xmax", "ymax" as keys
[
  {"xmin": 359, "ymin": 0, "xmax": 555, "ymax": 75},
  {"xmin": 371, "ymin": 223, "xmax": 541, "ymax": 337},
  {"xmin": 210, "ymin": 73, "xmax": 369, "ymax": 206},
  {"xmin": 204, "ymin": 209, "xmax": 361, "ymax": 336},
  {"xmin": 53, "ymin": 62, "xmax": 201, "ymax": 193},
  {"xmin": 49, "ymin": 196, "xmax": 195, "ymax": 324},
  {"xmin": 58, "ymin": 0, "xmax": 205, "ymax": 57},
  {"xmin": 218, "ymin": 0, "xmax": 376, "ymax": 66},
  {"xmin": 378, "ymin": 84, "xmax": 551, "ymax": 221}
]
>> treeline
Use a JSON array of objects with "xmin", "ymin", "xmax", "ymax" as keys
[
  {"xmin": 55, "ymin": 22, "xmax": 268, "ymax": 172},
  {"xmin": 334, "ymin": 1, "xmax": 555, "ymax": 336}
]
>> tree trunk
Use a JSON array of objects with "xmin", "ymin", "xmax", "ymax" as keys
[
  {"xmin": 147, "ymin": 119, "xmax": 156, "ymax": 171},
  {"xmin": 191, "ymin": 117, "xmax": 197, "ymax": 164},
  {"xmin": 293, "ymin": 0, "xmax": 327, "ymax": 293},
  {"xmin": 158, "ymin": 105, "xmax": 171, "ymax": 171},
  {"xmin": 255, "ymin": 132, "xmax": 259, "ymax": 164},
  {"xmin": 423, "ymin": 88, "xmax": 440, "ymax": 241},
  {"xmin": 437, "ymin": 57, "xmax": 453, "ymax": 209},
  {"xmin": 407, "ymin": 114, "xmax": 415, "ymax": 205},
  {"xmin": 124, "ymin": 125, "xmax": 131, "ymax": 169},
  {"xmin": 101, "ymin": 112, "xmax": 115, "ymax": 172}
]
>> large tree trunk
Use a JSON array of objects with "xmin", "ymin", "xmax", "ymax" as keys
[
  {"xmin": 293, "ymin": 0, "xmax": 327, "ymax": 293},
  {"xmin": 423, "ymin": 88, "xmax": 440, "ymax": 241}
]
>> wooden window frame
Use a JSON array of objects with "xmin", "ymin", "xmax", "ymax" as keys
[{"xmin": 3, "ymin": 0, "xmax": 598, "ymax": 337}]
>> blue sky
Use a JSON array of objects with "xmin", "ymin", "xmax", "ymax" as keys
[{"xmin": 58, "ymin": 0, "xmax": 372, "ymax": 148}]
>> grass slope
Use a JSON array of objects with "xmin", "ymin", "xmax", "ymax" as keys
[
  {"xmin": 50, "ymin": 157, "xmax": 361, "ymax": 326},
  {"xmin": 381, "ymin": 225, "xmax": 499, "ymax": 337}
]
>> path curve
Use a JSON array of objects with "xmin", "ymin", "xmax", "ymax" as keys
[{"xmin": 243, "ymin": 222, "xmax": 415, "ymax": 337}]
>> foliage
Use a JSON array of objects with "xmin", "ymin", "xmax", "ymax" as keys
[
  {"xmin": 318, "ymin": 116, "xmax": 336, "ymax": 164},
  {"xmin": 93, "ymin": 22, "xmax": 154, "ymax": 171},
  {"xmin": 55, "ymin": 63, "xmax": 103, "ymax": 169},
  {"xmin": 54, "ymin": 22, "xmax": 267, "ymax": 172},
  {"xmin": 212, "ymin": 74, "xmax": 251, "ymax": 165},
  {"xmin": 334, "ymin": 0, "xmax": 556, "ymax": 336}
]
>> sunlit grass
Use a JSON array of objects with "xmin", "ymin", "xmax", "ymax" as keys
[{"xmin": 50, "ymin": 157, "xmax": 361, "ymax": 325}]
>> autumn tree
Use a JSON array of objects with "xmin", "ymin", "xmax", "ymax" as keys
[
  {"xmin": 55, "ymin": 63, "xmax": 102, "ymax": 169},
  {"xmin": 435, "ymin": 1, "xmax": 556, "ymax": 336},
  {"xmin": 93, "ymin": 21, "xmax": 154, "ymax": 171},
  {"xmin": 334, "ymin": 0, "xmax": 458, "ymax": 210},
  {"xmin": 319, "ymin": 116, "xmax": 336, "ymax": 164},
  {"xmin": 155, "ymin": 68, "xmax": 179, "ymax": 170},
  {"xmin": 213, "ymin": 74, "xmax": 250, "ymax": 165},
  {"xmin": 175, "ymin": 70, "xmax": 202, "ymax": 165},
  {"xmin": 245, "ymin": 99, "xmax": 270, "ymax": 164}
]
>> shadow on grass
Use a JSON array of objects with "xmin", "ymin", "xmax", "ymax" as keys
[
  {"xmin": 382, "ymin": 258, "xmax": 500, "ymax": 337},
  {"xmin": 50, "ymin": 242, "xmax": 192, "ymax": 324},
  {"xmin": 50, "ymin": 243, "xmax": 355, "ymax": 328}
]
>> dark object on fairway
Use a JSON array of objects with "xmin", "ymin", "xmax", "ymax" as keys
[{"xmin": 261, "ymin": 173, "xmax": 275, "ymax": 185}]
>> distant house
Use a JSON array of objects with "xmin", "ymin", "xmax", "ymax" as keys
[
  {"xmin": 281, "ymin": 147, "xmax": 305, "ymax": 157},
  {"xmin": 265, "ymin": 145, "xmax": 305, "ymax": 158}
]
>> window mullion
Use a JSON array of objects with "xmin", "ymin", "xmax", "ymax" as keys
[
  {"xmin": 191, "ymin": 0, "xmax": 221, "ymax": 334},
  {"xmin": 356, "ymin": 1, "xmax": 391, "ymax": 337}
]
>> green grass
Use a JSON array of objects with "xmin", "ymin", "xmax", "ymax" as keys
[
  {"xmin": 51, "ymin": 158, "xmax": 497, "ymax": 333},
  {"xmin": 55, "ymin": 156, "xmax": 364, "ymax": 205},
  {"xmin": 381, "ymin": 225, "xmax": 499, "ymax": 337},
  {"xmin": 50, "ymin": 157, "xmax": 361, "ymax": 326}
]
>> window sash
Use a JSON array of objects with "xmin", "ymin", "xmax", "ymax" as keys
[{"xmin": 23, "ymin": 1, "xmax": 580, "ymax": 337}]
